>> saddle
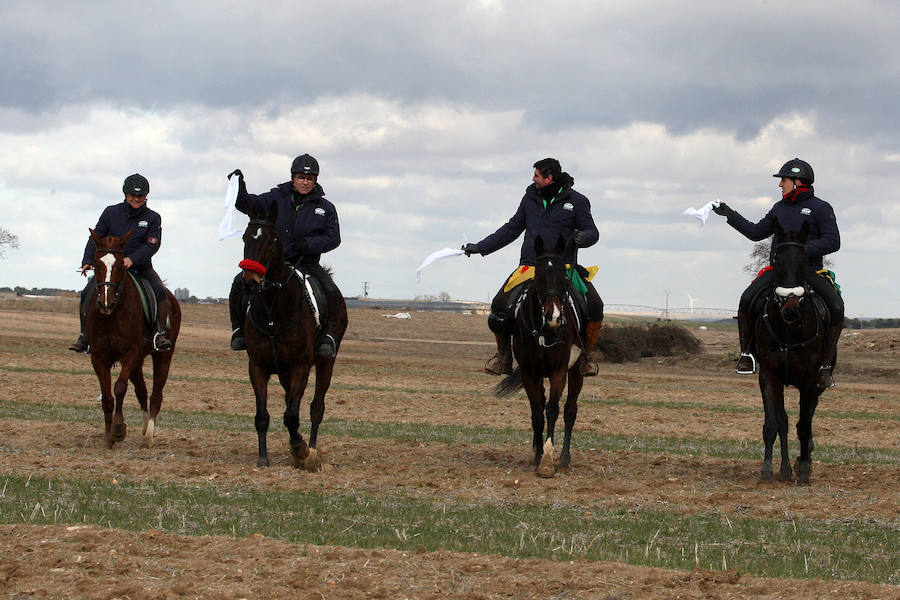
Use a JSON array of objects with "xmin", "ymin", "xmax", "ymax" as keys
[
  {"xmin": 127, "ymin": 271, "xmax": 157, "ymax": 328},
  {"xmin": 291, "ymin": 266, "xmax": 328, "ymax": 331}
]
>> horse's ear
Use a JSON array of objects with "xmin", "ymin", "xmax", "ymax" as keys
[
  {"xmin": 773, "ymin": 217, "xmax": 785, "ymax": 238},
  {"xmin": 266, "ymin": 202, "xmax": 278, "ymax": 223},
  {"xmin": 534, "ymin": 235, "xmax": 545, "ymax": 255},
  {"xmin": 555, "ymin": 234, "xmax": 567, "ymax": 254},
  {"xmin": 89, "ymin": 228, "xmax": 101, "ymax": 245}
]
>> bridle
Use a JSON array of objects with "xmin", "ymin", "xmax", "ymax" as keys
[
  {"xmin": 762, "ymin": 239, "xmax": 821, "ymax": 352},
  {"xmin": 94, "ymin": 247, "xmax": 126, "ymax": 312},
  {"xmin": 529, "ymin": 258, "xmax": 571, "ymax": 348}
]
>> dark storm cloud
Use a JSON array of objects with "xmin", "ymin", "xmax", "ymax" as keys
[{"xmin": 2, "ymin": 1, "xmax": 897, "ymax": 143}]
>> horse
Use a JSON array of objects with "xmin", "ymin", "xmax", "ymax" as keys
[
  {"xmin": 238, "ymin": 202, "xmax": 348, "ymax": 470},
  {"xmin": 753, "ymin": 219, "xmax": 829, "ymax": 484},
  {"xmin": 495, "ymin": 235, "xmax": 591, "ymax": 477},
  {"xmin": 84, "ymin": 229, "xmax": 181, "ymax": 449}
]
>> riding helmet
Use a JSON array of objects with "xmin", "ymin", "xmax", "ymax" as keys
[
  {"xmin": 122, "ymin": 173, "xmax": 150, "ymax": 196},
  {"xmin": 773, "ymin": 158, "xmax": 814, "ymax": 185},
  {"xmin": 290, "ymin": 154, "xmax": 320, "ymax": 176}
]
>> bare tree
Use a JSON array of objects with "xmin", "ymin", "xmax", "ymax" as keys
[
  {"xmin": 0, "ymin": 228, "xmax": 20, "ymax": 259},
  {"xmin": 438, "ymin": 291, "xmax": 451, "ymax": 302},
  {"xmin": 744, "ymin": 237, "xmax": 833, "ymax": 275}
]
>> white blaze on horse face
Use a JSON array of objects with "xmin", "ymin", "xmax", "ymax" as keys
[
  {"xmin": 100, "ymin": 253, "xmax": 116, "ymax": 304},
  {"xmin": 775, "ymin": 286, "xmax": 805, "ymax": 298}
]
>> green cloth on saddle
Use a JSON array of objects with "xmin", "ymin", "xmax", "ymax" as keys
[
  {"xmin": 567, "ymin": 266, "xmax": 587, "ymax": 296},
  {"xmin": 816, "ymin": 269, "xmax": 841, "ymax": 296}
]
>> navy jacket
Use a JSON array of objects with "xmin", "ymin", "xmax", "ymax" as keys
[
  {"xmin": 81, "ymin": 201, "xmax": 162, "ymax": 268},
  {"xmin": 726, "ymin": 187, "xmax": 840, "ymax": 270},
  {"xmin": 236, "ymin": 181, "xmax": 340, "ymax": 265},
  {"xmin": 476, "ymin": 175, "xmax": 599, "ymax": 266}
]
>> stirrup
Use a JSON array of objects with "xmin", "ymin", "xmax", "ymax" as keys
[
  {"xmin": 816, "ymin": 365, "xmax": 835, "ymax": 388},
  {"xmin": 153, "ymin": 331, "xmax": 173, "ymax": 352},
  {"xmin": 581, "ymin": 359, "xmax": 599, "ymax": 377},
  {"xmin": 230, "ymin": 328, "xmax": 246, "ymax": 351},
  {"xmin": 317, "ymin": 333, "xmax": 337, "ymax": 358},
  {"xmin": 735, "ymin": 352, "xmax": 757, "ymax": 375}
]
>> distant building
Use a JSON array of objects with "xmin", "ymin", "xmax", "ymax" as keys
[{"xmin": 174, "ymin": 288, "xmax": 191, "ymax": 301}]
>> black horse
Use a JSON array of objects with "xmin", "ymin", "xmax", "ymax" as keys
[
  {"xmin": 754, "ymin": 220, "xmax": 829, "ymax": 484},
  {"xmin": 495, "ymin": 235, "xmax": 592, "ymax": 477},
  {"xmin": 239, "ymin": 203, "xmax": 348, "ymax": 470}
]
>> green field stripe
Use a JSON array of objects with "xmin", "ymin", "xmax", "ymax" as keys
[
  {"xmin": 2, "ymin": 398, "xmax": 898, "ymax": 466},
  {"xmin": 0, "ymin": 473, "xmax": 896, "ymax": 584},
  {"xmin": 1, "ymin": 364, "xmax": 896, "ymax": 422}
]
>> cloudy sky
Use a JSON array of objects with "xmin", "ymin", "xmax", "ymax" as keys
[{"xmin": 1, "ymin": 0, "xmax": 898, "ymax": 317}]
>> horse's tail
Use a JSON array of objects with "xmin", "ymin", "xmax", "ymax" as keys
[{"xmin": 494, "ymin": 366, "xmax": 523, "ymax": 397}]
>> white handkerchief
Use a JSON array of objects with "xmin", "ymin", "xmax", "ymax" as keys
[
  {"xmin": 218, "ymin": 175, "xmax": 242, "ymax": 240},
  {"xmin": 416, "ymin": 236, "xmax": 468, "ymax": 282},
  {"xmin": 682, "ymin": 199, "xmax": 721, "ymax": 227}
]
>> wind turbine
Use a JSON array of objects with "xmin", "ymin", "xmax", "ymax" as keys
[{"xmin": 687, "ymin": 294, "xmax": 700, "ymax": 314}]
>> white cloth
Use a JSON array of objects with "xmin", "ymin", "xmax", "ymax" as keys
[
  {"xmin": 218, "ymin": 175, "xmax": 242, "ymax": 240},
  {"xmin": 682, "ymin": 199, "xmax": 721, "ymax": 227},
  {"xmin": 416, "ymin": 236, "xmax": 468, "ymax": 282}
]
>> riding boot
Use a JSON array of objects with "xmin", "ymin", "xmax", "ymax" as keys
[
  {"xmin": 152, "ymin": 299, "xmax": 173, "ymax": 352},
  {"xmin": 228, "ymin": 278, "xmax": 247, "ymax": 351},
  {"xmin": 316, "ymin": 292, "xmax": 341, "ymax": 358},
  {"xmin": 735, "ymin": 310, "xmax": 757, "ymax": 374},
  {"xmin": 67, "ymin": 298, "xmax": 90, "ymax": 353},
  {"xmin": 580, "ymin": 320, "xmax": 602, "ymax": 376},
  {"xmin": 816, "ymin": 320, "xmax": 843, "ymax": 389},
  {"xmin": 485, "ymin": 333, "xmax": 513, "ymax": 376}
]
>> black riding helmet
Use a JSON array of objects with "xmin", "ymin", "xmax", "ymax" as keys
[
  {"xmin": 122, "ymin": 173, "xmax": 149, "ymax": 196},
  {"xmin": 773, "ymin": 158, "xmax": 814, "ymax": 185},
  {"xmin": 291, "ymin": 154, "xmax": 320, "ymax": 176}
]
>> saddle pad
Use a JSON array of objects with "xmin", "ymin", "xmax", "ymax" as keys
[
  {"xmin": 503, "ymin": 264, "xmax": 598, "ymax": 293},
  {"xmin": 815, "ymin": 269, "xmax": 841, "ymax": 296},
  {"xmin": 292, "ymin": 268, "xmax": 324, "ymax": 328},
  {"xmin": 126, "ymin": 271, "xmax": 156, "ymax": 327}
]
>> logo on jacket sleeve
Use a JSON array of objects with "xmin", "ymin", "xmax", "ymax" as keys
[
  {"xmin": 314, "ymin": 207, "xmax": 326, "ymax": 216},
  {"xmin": 563, "ymin": 202, "xmax": 574, "ymax": 211},
  {"xmin": 138, "ymin": 220, "xmax": 149, "ymax": 227},
  {"xmin": 800, "ymin": 208, "xmax": 811, "ymax": 216}
]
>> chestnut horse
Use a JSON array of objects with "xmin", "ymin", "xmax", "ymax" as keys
[
  {"xmin": 239, "ymin": 203, "xmax": 348, "ymax": 470},
  {"xmin": 85, "ymin": 229, "xmax": 181, "ymax": 449},
  {"xmin": 754, "ymin": 220, "xmax": 828, "ymax": 484},
  {"xmin": 495, "ymin": 235, "xmax": 591, "ymax": 477}
]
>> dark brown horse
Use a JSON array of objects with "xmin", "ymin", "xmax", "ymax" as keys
[
  {"xmin": 754, "ymin": 220, "xmax": 828, "ymax": 484},
  {"xmin": 84, "ymin": 229, "xmax": 181, "ymax": 449},
  {"xmin": 495, "ymin": 235, "xmax": 592, "ymax": 477},
  {"xmin": 239, "ymin": 203, "xmax": 348, "ymax": 470}
]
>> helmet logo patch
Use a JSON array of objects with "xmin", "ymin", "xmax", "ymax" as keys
[{"xmin": 791, "ymin": 167, "xmax": 801, "ymax": 173}]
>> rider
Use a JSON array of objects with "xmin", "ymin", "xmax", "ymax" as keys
[
  {"xmin": 712, "ymin": 158, "xmax": 843, "ymax": 387},
  {"xmin": 462, "ymin": 158, "xmax": 604, "ymax": 376},
  {"xmin": 68, "ymin": 173, "xmax": 173, "ymax": 353},
  {"xmin": 226, "ymin": 153, "xmax": 342, "ymax": 358}
]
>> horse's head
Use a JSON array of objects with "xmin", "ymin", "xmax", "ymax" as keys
[
  {"xmin": 240, "ymin": 203, "xmax": 282, "ymax": 286},
  {"xmin": 772, "ymin": 219, "xmax": 809, "ymax": 324},
  {"xmin": 90, "ymin": 228, "xmax": 131, "ymax": 315},
  {"xmin": 532, "ymin": 234, "xmax": 570, "ymax": 345}
]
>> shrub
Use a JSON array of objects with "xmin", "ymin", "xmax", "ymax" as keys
[{"xmin": 595, "ymin": 323, "xmax": 702, "ymax": 363}]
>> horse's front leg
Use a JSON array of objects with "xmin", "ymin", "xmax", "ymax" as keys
[
  {"xmin": 91, "ymin": 355, "xmax": 116, "ymax": 449},
  {"xmin": 145, "ymin": 347, "xmax": 175, "ymax": 449},
  {"xmin": 280, "ymin": 367, "xmax": 311, "ymax": 469},
  {"xmin": 759, "ymin": 371, "xmax": 790, "ymax": 481},
  {"xmin": 537, "ymin": 369, "xmax": 567, "ymax": 478},
  {"xmin": 520, "ymin": 370, "xmax": 546, "ymax": 471},
  {"xmin": 559, "ymin": 367, "xmax": 583, "ymax": 469},
  {"xmin": 795, "ymin": 384, "xmax": 821, "ymax": 484},
  {"xmin": 305, "ymin": 359, "xmax": 338, "ymax": 472},
  {"xmin": 250, "ymin": 362, "xmax": 271, "ymax": 467},
  {"xmin": 109, "ymin": 352, "xmax": 140, "ymax": 445}
]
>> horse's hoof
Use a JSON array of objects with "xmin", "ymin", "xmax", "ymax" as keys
[
  {"xmin": 256, "ymin": 455, "xmax": 271, "ymax": 468},
  {"xmin": 104, "ymin": 438, "xmax": 114, "ymax": 450},
  {"xmin": 795, "ymin": 459, "xmax": 812, "ymax": 485},
  {"xmin": 536, "ymin": 453, "xmax": 556, "ymax": 478},
  {"xmin": 759, "ymin": 466, "xmax": 773, "ymax": 482},
  {"xmin": 303, "ymin": 448, "xmax": 322, "ymax": 472},
  {"xmin": 779, "ymin": 465, "xmax": 793, "ymax": 482},
  {"xmin": 111, "ymin": 423, "xmax": 127, "ymax": 443},
  {"xmin": 290, "ymin": 442, "xmax": 309, "ymax": 468}
]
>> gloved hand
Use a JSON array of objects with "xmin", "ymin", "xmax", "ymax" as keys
[
  {"xmin": 712, "ymin": 202, "xmax": 734, "ymax": 217},
  {"xmin": 462, "ymin": 243, "xmax": 480, "ymax": 257},
  {"xmin": 572, "ymin": 229, "xmax": 588, "ymax": 247}
]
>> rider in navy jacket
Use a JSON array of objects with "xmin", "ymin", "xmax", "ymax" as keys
[
  {"xmin": 69, "ymin": 173, "xmax": 173, "ymax": 353},
  {"xmin": 713, "ymin": 158, "xmax": 844, "ymax": 387},
  {"xmin": 463, "ymin": 158, "xmax": 605, "ymax": 377},
  {"xmin": 227, "ymin": 154, "xmax": 343, "ymax": 358}
]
